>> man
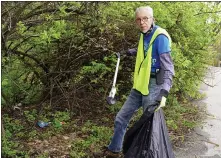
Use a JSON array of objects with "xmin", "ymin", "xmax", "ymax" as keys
[{"xmin": 94, "ymin": 6, "xmax": 174, "ymax": 158}]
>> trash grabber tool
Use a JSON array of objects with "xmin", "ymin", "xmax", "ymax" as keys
[{"xmin": 106, "ymin": 52, "xmax": 120, "ymax": 105}]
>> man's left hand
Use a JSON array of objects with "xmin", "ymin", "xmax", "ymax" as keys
[
  {"xmin": 155, "ymin": 96, "xmax": 166, "ymax": 112},
  {"xmin": 155, "ymin": 89, "xmax": 169, "ymax": 112}
]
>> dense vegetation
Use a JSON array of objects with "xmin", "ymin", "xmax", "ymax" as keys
[{"xmin": 1, "ymin": 2, "xmax": 221, "ymax": 157}]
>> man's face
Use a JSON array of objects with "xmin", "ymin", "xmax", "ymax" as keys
[{"xmin": 135, "ymin": 10, "xmax": 153, "ymax": 33}]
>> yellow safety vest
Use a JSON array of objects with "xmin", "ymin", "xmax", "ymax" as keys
[{"xmin": 133, "ymin": 27, "xmax": 172, "ymax": 95}]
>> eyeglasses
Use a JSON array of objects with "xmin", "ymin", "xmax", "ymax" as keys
[{"xmin": 136, "ymin": 16, "xmax": 152, "ymax": 23}]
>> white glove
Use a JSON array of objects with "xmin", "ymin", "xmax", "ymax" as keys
[{"xmin": 155, "ymin": 96, "xmax": 167, "ymax": 112}]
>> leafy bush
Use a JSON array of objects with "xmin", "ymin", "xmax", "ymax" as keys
[{"xmin": 70, "ymin": 121, "xmax": 112, "ymax": 157}]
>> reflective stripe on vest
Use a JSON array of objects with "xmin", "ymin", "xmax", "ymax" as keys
[{"xmin": 133, "ymin": 28, "xmax": 172, "ymax": 95}]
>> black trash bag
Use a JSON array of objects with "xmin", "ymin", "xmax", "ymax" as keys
[{"xmin": 123, "ymin": 104, "xmax": 175, "ymax": 158}]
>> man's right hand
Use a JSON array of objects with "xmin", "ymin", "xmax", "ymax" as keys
[{"xmin": 126, "ymin": 48, "xmax": 137, "ymax": 56}]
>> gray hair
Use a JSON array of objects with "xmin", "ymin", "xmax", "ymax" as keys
[{"xmin": 135, "ymin": 6, "xmax": 153, "ymax": 17}]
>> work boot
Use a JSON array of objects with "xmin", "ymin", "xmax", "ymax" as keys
[{"xmin": 93, "ymin": 146, "xmax": 121, "ymax": 158}]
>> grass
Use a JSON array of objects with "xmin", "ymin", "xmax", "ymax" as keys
[
  {"xmin": 70, "ymin": 121, "xmax": 113, "ymax": 157},
  {"xmin": 164, "ymin": 97, "xmax": 202, "ymax": 144},
  {"xmin": 2, "ymin": 95, "xmax": 204, "ymax": 157}
]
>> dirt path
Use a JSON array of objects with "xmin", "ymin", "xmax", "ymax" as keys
[{"xmin": 174, "ymin": 66, "xmax": 221, "ymax": 158}]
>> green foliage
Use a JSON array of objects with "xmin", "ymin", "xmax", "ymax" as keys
[
  {"xmin": 70, "ymin": 121, "xmax": 112, "ymax": 157},
  {"xmin": 2, "ymin": 137, "xmax": 18, "ymax": 157},
  {"xmin": 3, "ymin": 114, "xmax": 24, "ymax": 136},
  {"xmin": 17, "ymin": 21, "xmax": 27, "ymax": 34},
  {"xmin": 1, "ymin": 2, "xmax": 221, "ymax": 156},
  {"xmin": 164, "ymin": 96, "xmax": 199, "ymax": 142},
  {"xmin": 80, "ymin": 60, "xmax": 112, "ymax": 85},
  {"xmin": 182, "ymin": 120, "xmax": 196, "ymax": 129},
  {"xmin": 1, "ymin": 108, "xmax": 73, "ymax": 155},
  {"xmin": 212, "ymin": 32, "xmax": 221, "ymax": 66},
  {"xmin": 107, "ymin": 101, "xmax": 123, "ymax": 113},
  {"xmin": 2, "ymin": 137, "xmax": 29, "ymax": 158},
  {"xmin": 51, "ymin": 111, "xmax": 70, "ymax": 130},
  {"xmin": 1, "ymin": 57, "xmax": 42, "ymax": 106},
  {"xmin": 53, "ymin": 111, "xmax": 70, "ymax": 122},
  {"xmin": 166, "ymin": 119, "xmax": 178, "ymax": 131},
  {"xmin": 27, "ymin": 130, "xmax": 38, "ymax": 140},
  {"xmin": 24, "ymin": 109, "xmax": 38, "ymax": 122},
  {"xmin": 2, "ymin": 114, "xmax": 28, "ymax": 157},
  {"xmin": 129, "ymin": 108, "xmax": 143, "ymax": 127},
  {"xmin": 2, "ymin": 1, "xmax": 220, "ymax": 106}
]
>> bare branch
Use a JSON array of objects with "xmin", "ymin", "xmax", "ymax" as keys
[
  {"xmin": 194, "ymin": 10, "xmax": 221, "ymax": 16},
  {"xmin": 11, "ymin": 50, "xmax": 49, "ymax": 74},
  {"xmin": 11, "ymin": 35, "xmax": 39, "ymax": 51},
  {"xmin": 199, "ymin": 79, "xmax": 216, "ymax": 87},
  {"xmin": 24, "ymin": 8, "xmax": 86, "ymax": 20}
]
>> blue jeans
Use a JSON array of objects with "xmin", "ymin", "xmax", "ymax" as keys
[{"xmin": 108, "ymin": 78, "xmax": 162, "ymax": 152}]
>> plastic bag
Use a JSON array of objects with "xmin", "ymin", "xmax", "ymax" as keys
[{"xmin": 123, "ymin": 105, "xmax": 175, "ymax": 158}]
